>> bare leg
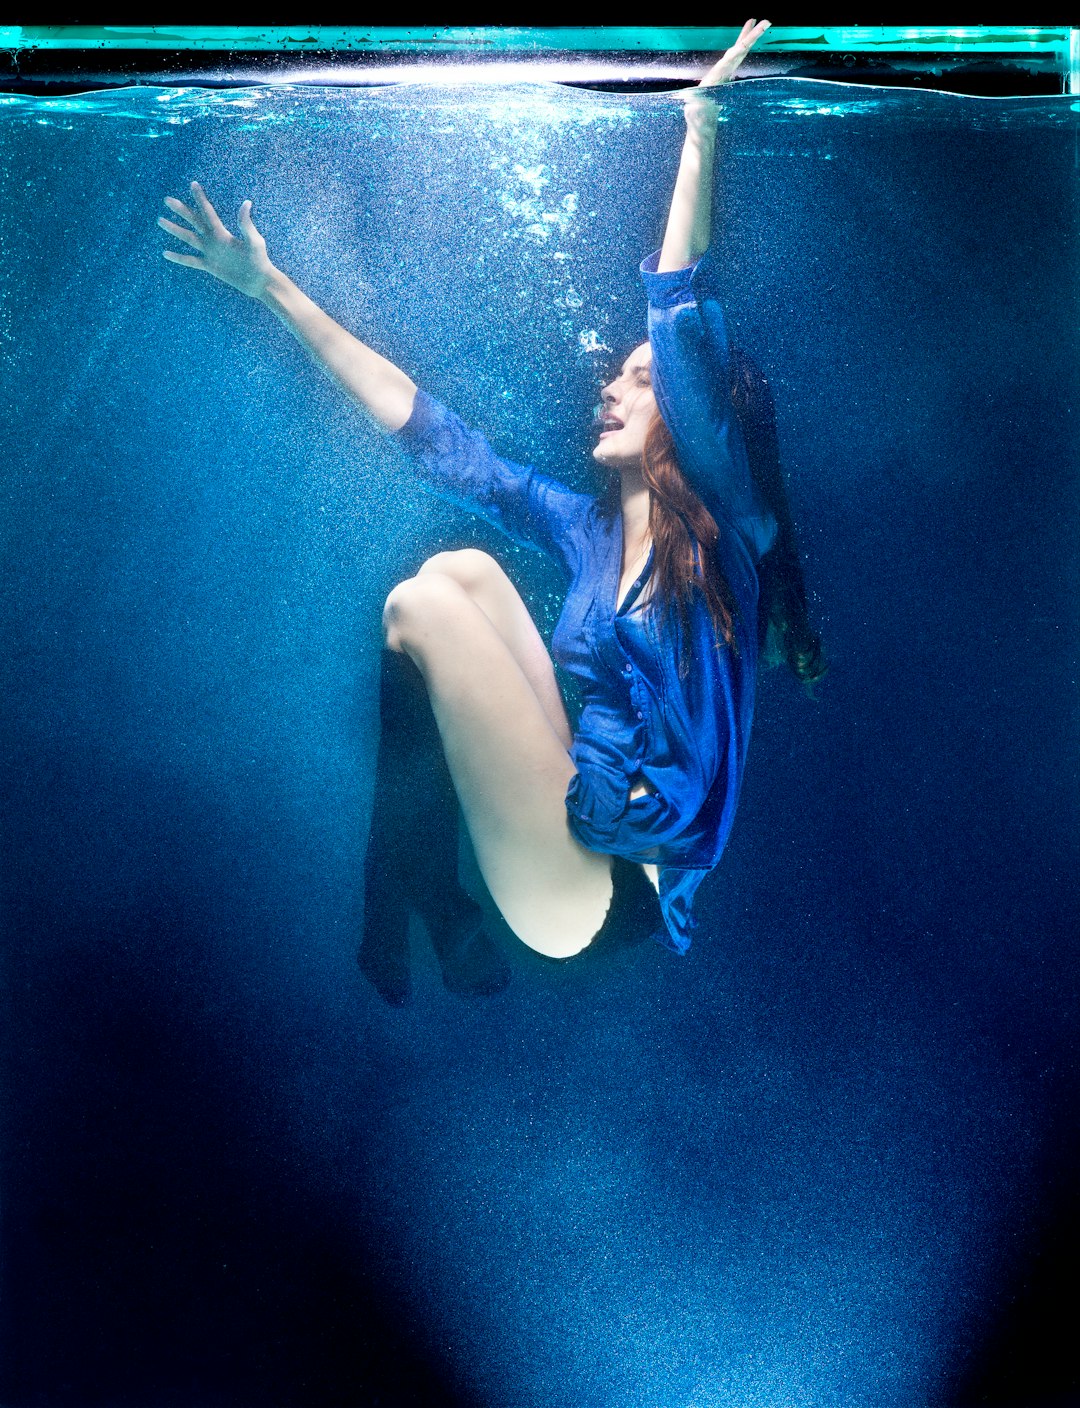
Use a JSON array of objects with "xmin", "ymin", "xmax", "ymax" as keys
[
  {"xmin": 382, "ymin": 568, "xmax": 612, "ymax": 959},
  {"xmin": 420, "ymin": 551, "xmax": 659, "ymax": 896},
  {"xmin": 417, "ymin": 549, "xmax": 573, "ymax": 750}
]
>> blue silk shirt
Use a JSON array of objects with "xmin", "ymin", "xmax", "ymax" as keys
[{"xmin": 396, "ymin": 248, "xmax": 776, "ymax": 953}]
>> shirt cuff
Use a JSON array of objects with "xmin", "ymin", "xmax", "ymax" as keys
[
  {"xmin": 396, "ymin": 386, "xmax": 441, "ymax": 448},
  {"xmin": 564, "ymin": 766, "xmax": 629, "ymax": 844},
  {"xmin": 640, "ymin": 246, "xmax": 715, "ymax": 309}
]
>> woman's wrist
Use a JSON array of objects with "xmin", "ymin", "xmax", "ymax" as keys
[
  {"xmin": 257, "ymin": 265, "xmax": 293, "ymax": 311},
  {"xmin": 684, "ymin": 91, "xmax": 720, "ymax": 142}
]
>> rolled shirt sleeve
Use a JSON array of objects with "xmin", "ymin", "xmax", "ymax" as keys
[
  {"xmin": 397, "ymin": 389, "xmax": 590, "ymax": 567},
  {"xmin": 641, "ymin": 248, "xmax": 777, "ymax": 563},
  {"xmin": 564, "ymin": 761, "xmax": 693, "ymax": 862}
]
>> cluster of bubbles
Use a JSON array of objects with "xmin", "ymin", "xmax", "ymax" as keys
[{"xmin": 488, "ymin": 151, "xmax": 611, "ymax": 357}]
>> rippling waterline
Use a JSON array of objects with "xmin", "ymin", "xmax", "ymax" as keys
[{"xmin": 1, "ymin": 78, "xmax": 1078, "ymax": 133}]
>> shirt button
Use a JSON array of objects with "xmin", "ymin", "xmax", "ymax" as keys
[
  {"xmin": 635, "ymin": 709, "xmax": 644, "ymax": 721},
  {"xmin": 623, "ymin": 662, "xmax": 632, "ymax": 675}
]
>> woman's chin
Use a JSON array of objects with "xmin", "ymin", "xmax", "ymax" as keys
[{"xmin": 593, "ymin": 445, "xmax": 641, "ymax": 477}]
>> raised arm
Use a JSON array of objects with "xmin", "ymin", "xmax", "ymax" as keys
[
  {"xmin": 657, "ymin": 19, "xmax": 770, "ymax": 274},
  {"xmin": 646, "ymin": 21, "xmax": 777, "ymax": 564},
  {"xmin": 159, "ymin": 182, "xmax": 416, "ymax": 431}
]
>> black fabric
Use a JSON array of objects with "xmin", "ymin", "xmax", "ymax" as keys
[{"xmin": 587, "ymin": 856, "xmax": 666, "ymax": 956}]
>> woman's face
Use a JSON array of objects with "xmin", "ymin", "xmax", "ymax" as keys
[{"xmin": 593, "ymin": 343, "xmax": 656, "ymax": 471}]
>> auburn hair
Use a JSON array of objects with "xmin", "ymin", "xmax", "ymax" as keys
[
  {"xmin": 632, "ymin": 349, "xmax": 826, "ymax": 689},
  {"xmin": 640, "ymin": 410, "xmax": 737, "ymax": 652}
]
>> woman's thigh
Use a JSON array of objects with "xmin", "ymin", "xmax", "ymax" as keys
[
  {"xmin": 383, "ymin": 571, "xmax": 611, "ymax": 958},
  {"xmin": 418, "ymin": 549, "xmax": 572, "ymax": 751}
]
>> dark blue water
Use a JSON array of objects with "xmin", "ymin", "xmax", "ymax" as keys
[{"xmin": 2, "ymin": 80, "xmax": 1078, "ymax": 1407}]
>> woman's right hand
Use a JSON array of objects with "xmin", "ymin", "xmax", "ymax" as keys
[
  {"xmin": 160, "ymin": 179, "xmax": 417, "ymax": 430},
  {"xmin": 159, "ymin": 181, "xmax": 274, "ymax": 299}
]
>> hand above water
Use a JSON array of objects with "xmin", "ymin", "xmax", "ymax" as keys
[
  {"xmin": 159, "ymin": 181, "xmax": 274, "ymax": 299},
  {"xmin": 685, "ymin": 18, "xmax": 770, "ymax": 130},
  {"xmin": 700, "ymin": 17, "xmax": 771, "ymax": 88}
]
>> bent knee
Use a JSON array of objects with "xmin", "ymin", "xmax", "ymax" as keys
[
  {"xmin": 382, "ymin": 573, "xmax": 462, "ymax": 650},
  {"xmin": 417, "ymin": 548, "xmax": 504, "ymax": 596}
]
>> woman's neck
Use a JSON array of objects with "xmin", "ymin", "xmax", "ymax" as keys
[{"xmin": 620, "ymin": 465, "xmax": 651, "ymax": 562}]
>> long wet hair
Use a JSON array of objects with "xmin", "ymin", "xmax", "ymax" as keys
[
  {"xmin": 631, "ymin": 348, "xmax": 826, "ymax": 688},
  {"xmin": 639, "ymin": 410, "xmax": 738, "ymax": 650}
]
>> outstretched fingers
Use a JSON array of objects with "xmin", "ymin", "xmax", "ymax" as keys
[
  {"xmin": 163, "ymin": 194, "xmax": 208, "ymax": 235},
  {"xmin": 157, "ymin": 214, "xmax": 203, "ymax": 250},
  {"xmin": 158, "ymin": 184, "xmax": 270, "ymax": 295},
  {"xmin": 162, "ymin": 250, "xmax": 207, "ymax": 270},
  {"xmin": 189, "ymin": 180, "xmax": 230, "ymax": 237},
  {"xmin": 731, "ymin": 17, "xmax": 771, "ymax": 55},
  {"xmin": 700, "ymin": 17, "xmax": 771, "ymax": 88}
]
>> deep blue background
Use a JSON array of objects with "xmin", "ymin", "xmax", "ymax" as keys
[{"xmin": 2, "ymin": 82, "xmax": 1078, "ymax": 1406}]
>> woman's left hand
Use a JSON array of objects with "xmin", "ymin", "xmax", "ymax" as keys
[
  {"xmin": 683, "ymin": 19, "xmax": 770, "ymax": 136},
  {"xmin": 699, "ymin": 18, "xmax": 771, "ymax": 90}
]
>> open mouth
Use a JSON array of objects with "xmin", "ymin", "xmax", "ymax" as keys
[{"xmin": 599, "ymin": 416, "xmax": 623, "ymax": 433}]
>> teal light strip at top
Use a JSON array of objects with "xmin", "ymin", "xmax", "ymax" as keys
[{"xmin": 0, "ymin": 25, "xmax": 1072, "ymax": 55}]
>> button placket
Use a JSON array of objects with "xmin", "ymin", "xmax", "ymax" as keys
[{"xmin": 627, "ymin": 672, "xmax": 645, "ymax": 725}]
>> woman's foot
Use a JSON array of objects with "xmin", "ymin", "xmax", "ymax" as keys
[
  {"xmin": 424, "ymin": 899, "xmax": 511, "ymax": 997},
  {"xmin": 358, "ymin": 905, "xmax": 411, "ymax": 1007}
]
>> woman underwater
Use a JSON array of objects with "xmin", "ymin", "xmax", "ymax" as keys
[{"xmin": 159, "ymin": 19, "xmax": 823, "ymax": 1004}]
